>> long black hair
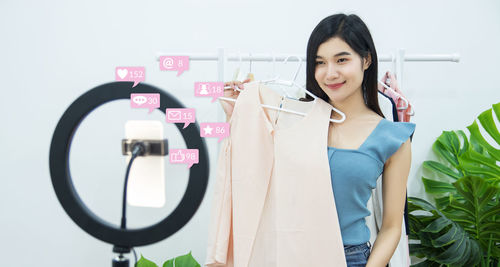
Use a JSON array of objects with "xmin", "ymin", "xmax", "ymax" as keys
[{"xmin": 304, "ymin": 13, "xmax": 383, "ymax": 117}]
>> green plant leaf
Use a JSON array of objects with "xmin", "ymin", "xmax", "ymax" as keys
[
  {"xmin": 408, "ymin": 197, "xmax": 440, "ymax": 213},
  {"xmin": 422, "ymin": 177, "xmax": 456, "ymax": 194},
  {"xmin": 433, "ymin": 229, "xmax": 467, "ymax": 264},
  {"xmin": 176, "ymin": 251, "xmax": 200, "ymax": 267},
  {"xmin": 463, "ymin": 237, "xmax": 482, "ymax": 266},
  {"xmin": 479, "ymin": 204, "xmax": 500, "ymax": 223},
  {"xmin": 493, "ymin": 102, "xmax": 500, "ymax": 118},
  {"xmin": 434, "ymin": 195, "xmax": 451, "ymax": 210},
  {"xmin": 441, "ymin": 131, "xmax": 461, "ymax": 156},
  {"xmin": 413, "ymin": 103, "xmax": 500, "ymax": 266},
  {"xmin": 445, "ymin": 176, "xmax": 500, "ymax": 259},
  {"xmin": 441, "ymin": 210, "xmax": 475, "ymax": 226},
  {"xmin": 467, "ymin": 120, "xmax": 500, "ymax": 161},
  {"xmin": 457, "ymin": 130, "xmax": 469, "ymax": 157},
  {"xmin": 469, "ymin": 133, "xmax": 485, "ymax": 154},
  {"xmin": 484, "ymin": 176, "xmax": 500, "ymax": 185},
  {"xmin": 490, "ymin": 246, "xmax": 500, "ymax": 258},
  {"xmin": 448, "ymin": 195, "xmax": 475, "ymax": 217},
  {"xmin": 423, "ymin": 161, "xmax": 462, "ymax": 180},
  {"xmin": 457, "ymin": 158, "xmax": 500, "ymax": 179},
  {"xmin": 162, "ymin": 259, "xmax": 173, "ymax": 267},
  {"xmin": 453, "ymin": 237, "xmax": 472, "ymax": 266},
  {"xmin": 431, "ymin": 223, "xmax": 459, "ymax": 247},
  {"xmin": 136, "ymin": 255, "xmax": 159, "ymax": 267},
  {"xmin": 433, "ymin": 138, "xmax": 459, "ymax": 167},
  {"xmin": 163, "ymin": 251, "xmax": 200, "ymax": 267},
  {"xmin": 454, "ymin": 176, "xmax": 497, "ymax": 211},
  {"xmin": 408, "ymin": 197, "xmax": 482, "ymax": 266},
  {"xmin": 422, "ymin": 217, "xmax": 452, "ymax": 233},
  {"xmin": 408, "ymin": 243, "xmax": 430, "ymax": 258},
  {"xmin": 479, "ymin": 229, "xmax": 500, "ymax": 240},
  {"xmin": 478, "ymin": 106, "xmax": 500, "ymax": 145},
  {"xmin": 460, "ymin": 145, "xmax": 499, "ymax": 172}
]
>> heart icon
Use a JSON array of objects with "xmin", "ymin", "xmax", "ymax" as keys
[{"xmin": 117, "ymin": 69, "xmax": 128, "ymax": 79}]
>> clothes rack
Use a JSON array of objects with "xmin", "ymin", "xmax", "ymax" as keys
[{"xmin": 155, "ymin": 48, "xmax": 460, "ymax": 147}]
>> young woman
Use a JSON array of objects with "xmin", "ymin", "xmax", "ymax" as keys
[{"xmin": 221, "ymin": 13, "xmax": 414, "ymax": 267}]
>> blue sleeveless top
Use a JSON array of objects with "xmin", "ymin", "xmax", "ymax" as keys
[{"xmin": 327, "ymin": 118, "xmax": 416, "ymax": 245}]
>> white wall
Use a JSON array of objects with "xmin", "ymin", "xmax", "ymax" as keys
[{"xmin": 1, "ymin": 0, "xmax": 499, "ymax": 266}]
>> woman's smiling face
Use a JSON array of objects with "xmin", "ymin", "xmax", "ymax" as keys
[{"xmin": 314, "ymin": 37, "xmax": 371, "ymax": 106}]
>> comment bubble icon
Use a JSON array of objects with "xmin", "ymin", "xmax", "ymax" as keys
[
  {"xmin": 130, "ymin": 93, "xmax": 160, "ymax": 113},
  {"xmin": 132, "ymin": 95, "xmax": 147, "ymax": 105}
]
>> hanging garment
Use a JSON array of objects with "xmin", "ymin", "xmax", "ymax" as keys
[
  {"xmin": 275, "ymin": 89, "xmax": 414, "ymax": 266},
  {"xmin": 205, "ymin": 81, "xmax": 346, "ymax": 267},
  {"xmin": 273, "ymin": 89, "xmax": 414, "ymax": 266},
  {"xmin": 378, "ymin": 72, "xmax": 414, "ymax": 123}
]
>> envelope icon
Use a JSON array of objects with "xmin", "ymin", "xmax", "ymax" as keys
[{"xmin": 168, "ymin": 110, "xmax": 182, "ymax": 121}]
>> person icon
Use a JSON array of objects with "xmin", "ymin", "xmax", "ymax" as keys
[{"xmin": 200, "ymin": 84, "xmax": 209, "ymax": 95}]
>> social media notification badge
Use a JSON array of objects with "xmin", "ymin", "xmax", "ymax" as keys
[
  {"xmin": 159, "ymin": 56, "xmax": 189, "ymax": 76},
  {"xmin": 200, "ymin": 122, "xmax": 230, "ymax": 142},
  {"xmin": 169, "ymin": 149, "xmax": 199, "ymax": 168},
  {"xmin": 130, "ymin": 93, "xmax": 160, "ymax": 113},
  {"xmin": 116, "ymin": 67, "xmax": 145, "ymax": 87},
  {"xmin": 194, "ymin": 82, "xmax": 224, "ymax": 102},
  {"xmin": 165, "ymin": 108, "xmax": 196, "ymax": 129}
]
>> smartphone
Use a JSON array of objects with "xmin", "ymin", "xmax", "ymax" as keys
[{"xmin": 124, "ymin": 120, "xmax": 166, "ymax": 208}]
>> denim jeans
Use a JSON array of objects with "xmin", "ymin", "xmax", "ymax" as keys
[{"xmin": 344, "ymin": 241, "xmax": 371, "ymax": 267}]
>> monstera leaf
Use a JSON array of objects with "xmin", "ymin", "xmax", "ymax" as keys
[
  {"xmin": 411, "ymin": 102, "xmax": 500, "ymax": 266},
  {"xmin": 409, "ymin": 195, "xmax": 482, "ymax": 266},
  {"xmin": 422, "ymin": 103, "xmax": 500, "ymax": 202},
  {"xmin": 468, "ymin": 103, "xmax": 500, "ymax": 162},
  {"xmin": 444, "ymin": 176, "xmax": 500, "ymax": 257},
  {"xmin": 410, "ymin": 176, "xmax": 500, "ymax": 266}
]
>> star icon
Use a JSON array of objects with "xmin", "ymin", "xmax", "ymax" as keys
[{"xmin": 203, "ymin": 125, "xmax": 213, "ymax": 135}]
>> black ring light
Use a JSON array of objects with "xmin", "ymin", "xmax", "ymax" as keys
[{"xmin": 49, "ymin": 81, "xmax": 209, "ymax": 247}]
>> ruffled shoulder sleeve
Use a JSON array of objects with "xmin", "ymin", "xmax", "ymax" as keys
[{"xmin": 364, "ymin": 120, "xmax": 415, "ymax": 163}]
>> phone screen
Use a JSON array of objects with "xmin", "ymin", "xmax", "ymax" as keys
[{"xmin": 125, "ymin": 120, "xmax": 166, "ymax": 208}]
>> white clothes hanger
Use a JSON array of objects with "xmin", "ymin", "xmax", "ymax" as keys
[
  {"xmin": 386, "ymin": 55, "xmax": 415, "ymax": 116},
  {"xmin": 378, "ymin": 77, "xmax": 415, "ymax": 116},
  {"xmin": 377, "ymin": 79, "xmax": 409, "ymax": 110},
  {"xmin": 257, "ymin": 53, "xmax": 295, "ymax": 98},
  {"xmin": 224, "ymin": 52, "xmax": 291, "ymax": 97},
  {"xmin": 261, "ymin": 55, "xmax": 345, "ymax": 122},
  {"xmin": 260, "ymin": 55, "xmax": 304, "ymax": 99},
  {"xmin": 221, "ymin": 55, "xmax": 346, "ymax": 123},
  {"xmin": 219, "ymin": 82, "xmax": 345, "ymax": 124}
]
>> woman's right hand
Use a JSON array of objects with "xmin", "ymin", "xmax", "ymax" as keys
[{"xmin": 220, "ymin": 78, "xmax": 251, "ymax": 121}]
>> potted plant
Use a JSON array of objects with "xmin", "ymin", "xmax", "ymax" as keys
[{"xmin": 408, "ymin": 102, "xmax": 500, "ymax": 266}]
